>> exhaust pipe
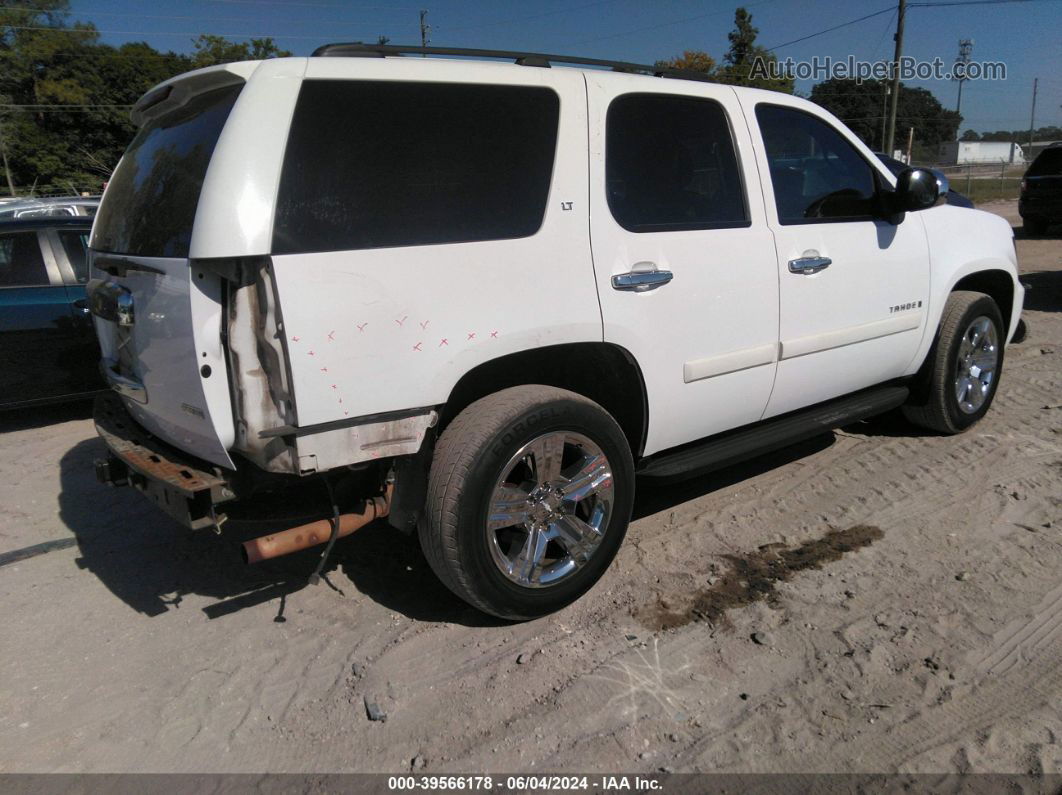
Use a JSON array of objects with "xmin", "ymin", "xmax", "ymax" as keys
[{"xmin": 242, "ymin": 488, "xmax": 391, "ymax": 564}]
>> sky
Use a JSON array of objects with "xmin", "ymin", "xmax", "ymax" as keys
[{"xmin": 66, "ymin": 0, "xmax": 1062, "ymax": 136}]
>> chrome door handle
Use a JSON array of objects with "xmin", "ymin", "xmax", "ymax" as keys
[
  {"xmin": 611, "ymin": 268, "xmax": 674, "ymax": 292},
  {"xmin": 788, "ymin": 256, "xmax": 832, "ymax": 275}
]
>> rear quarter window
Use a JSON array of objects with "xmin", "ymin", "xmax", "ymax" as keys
[
  {"xmin": 91, "ymin": 83, "xmax": 242, "ymax": 258},
  {"xmin": 1028, "ymin": 148, "xmax": 1062, "ymax": 177},
  {"xmin": 272, "ymin": 80, "xmax": 560, "ymax": 254}
]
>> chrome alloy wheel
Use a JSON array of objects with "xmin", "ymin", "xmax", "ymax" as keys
[
  {"xmin": 486, "ymin": 432, "xmax": 615, "ymax": 588},
  {"xmin": 954, "ymin": 315, "xmax": 999, "ymax": 414}
]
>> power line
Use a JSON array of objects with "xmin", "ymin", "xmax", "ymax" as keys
[
  {"xmin": 766, "ymin": 7, "xmax": 894, "ymax": 52},
  {"xmin": 440, "ymin": 0, "xmax": 619, "ymax": 34},
  {"xmin": 767, "ymin": 0, "xmax": 1059, "ymax": 51},
  {"xmin": 1, "ymin": 5, "xmax": 404, "ymax": 27},
  {"xmin": 4, "ymin": 24, "xmax": 365, "ymax": 40},
  {"xmin": 559, "ymin": 0, "xmax": 779, "ymax": 48}
]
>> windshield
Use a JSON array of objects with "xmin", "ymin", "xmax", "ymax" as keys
[{"xmin": 91, "ymin": 83, "xmax": 242, "ymax": 257}]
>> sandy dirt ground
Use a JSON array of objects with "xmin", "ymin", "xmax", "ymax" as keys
[{"xmin": 1, "ymin": 200, "xmax": 1060, "ymax": 775}]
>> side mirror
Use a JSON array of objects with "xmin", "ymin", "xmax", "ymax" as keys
[{"xmin": 894, "ymin": 167, "xmax": 947, "ymax": 212}]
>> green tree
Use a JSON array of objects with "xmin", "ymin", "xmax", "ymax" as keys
[
  {"xmin": 810, "ymin": 78, "xmax": 961, "ymax": 152},
  {"xmin": 655, "ymin": 50, "xmax": 716, "ymax": 77},
  {"xmin": 191, "ymin": 34, "xmax": 290, "ymax": 68},
  {"xmin": 960, "ymin": 129, "xmax": 980, "ymax": 141},
  {"xmin": 716, "ymin": 7, "xmax": 793, "ymax": 93}
]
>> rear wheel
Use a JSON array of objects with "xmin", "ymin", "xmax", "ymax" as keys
[
  {"xmin": 903, "ymin": 291, "xmax": 1005, "ymax": 434},
  {"xmin": 420, "ymin": 386, "xmax": 634, "ymax": 620}
]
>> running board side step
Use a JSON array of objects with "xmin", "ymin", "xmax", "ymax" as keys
[{"xmin": 637, "ymin": 384, "xmax": 910, "ymax": 480}]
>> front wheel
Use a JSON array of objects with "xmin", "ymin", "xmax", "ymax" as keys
[
  {"xmin": 420, "ymin": 386, "xmax": 635, "ymax": 620},
  {"xmin": 903, "ymin": 290, "xmax": 1005, "ymax": 434}
]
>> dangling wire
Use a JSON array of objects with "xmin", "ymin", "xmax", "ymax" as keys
[{"xmin": 308, "ymin": 474, "xmax": 341, "ymax": 586}]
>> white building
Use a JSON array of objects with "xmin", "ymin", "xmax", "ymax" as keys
[{"xmin": 938, "ymin": 141, "xmax": 1025, "ymax": 165}]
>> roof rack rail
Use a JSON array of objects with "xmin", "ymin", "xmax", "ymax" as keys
[{"xmin": 310, "ymin": 43, "xmax": 714, "ymax": 83}]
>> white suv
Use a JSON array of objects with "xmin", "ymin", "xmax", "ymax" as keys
[{"xmin": 88, "ymin": 44, "xmax": 1023, "ymax": 619}]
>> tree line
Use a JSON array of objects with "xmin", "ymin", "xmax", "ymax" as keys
[
  {"xmin": 2, "ymin": 2, "xmax": 988, "ymax": 196},
  {"xmin": 0, "ymin": 0, "xmax": 290, "ymax": 195}
]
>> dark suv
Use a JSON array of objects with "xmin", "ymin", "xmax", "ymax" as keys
[
  {"xmin": 0, "ymin": 217, "xmax": 102, "ymax": 408},
  {"xmin": 1020, "ymin": 142, "xmax": 1062, "ymax": 235}
]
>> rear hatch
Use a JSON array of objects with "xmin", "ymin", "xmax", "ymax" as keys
[
  {"xmin": 1025, "ymin": 147, "xmax": 1062, "ymax": 198},
  {"xmin": 89, "ymin": 72, "xmax": 246, "ymax": 468}
]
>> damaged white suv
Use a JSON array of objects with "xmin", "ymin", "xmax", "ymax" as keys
[{"xmin": 89, "ymin": 44, "xmax": 1023, "ymax": 619}]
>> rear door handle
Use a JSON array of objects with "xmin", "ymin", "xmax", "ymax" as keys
[
  {"xmin": 611, "ymin": 265, "xmax": 674, "ymax": 292},
  {"xmin": 788, "ymin": 256, "xmax": 832, "ymax": 275}
]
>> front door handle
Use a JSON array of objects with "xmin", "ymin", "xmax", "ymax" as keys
[
  {"xmin": 788, "ymin": 256, "xmax": 832, "ymax": 275},
  {"xmin": 72, "ymin": 298, "xmax": 90, "ymax": 314},
  {"xmin": 612, "ymin": 265, "xmax": 674, "ymax": 292}
]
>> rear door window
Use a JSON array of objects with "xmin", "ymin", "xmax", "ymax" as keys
[
  {"xmin": 91, "ymin": 83, "xmax": 242, "ymax": 257},
  {"xmin": 0, "ymin": 231, "xmax": 49, "ymax": 287},
  {"xmin": 606, "ymin": 93, "xmax": 748, "ymax": 233},
  {"xmin": 273, "ymin": 80, "xmax": 560, "ymax": 254}
]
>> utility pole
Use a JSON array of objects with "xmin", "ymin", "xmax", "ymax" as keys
[
  {"xmin": 954, "ymin": 39, "xmax": 972, "ymax": 124},
  {"xmin": 419, "ymin": 9, "xmax": 430, "ymax": 52},
  {"xmin": 906, "ymin": 126, "xmax": 915, "ymax": 164},
  {"xmin": 885, "ymin": 0, "xmax": 906, "ymax": 157},
  {"xmin": 1027, "ymin": 77, "xmax": 1038, "ymax": 155}
]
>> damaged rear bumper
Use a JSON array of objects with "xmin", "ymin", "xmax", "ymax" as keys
[{"xmin": 93, "ymin": 392, "xmax": 236, "ymax": 530}]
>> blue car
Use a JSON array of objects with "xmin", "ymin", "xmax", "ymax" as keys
[{"xmin": 0, "ymin": 217, "xmax": 103, "ymax": 408}]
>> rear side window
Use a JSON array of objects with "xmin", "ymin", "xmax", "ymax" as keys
[
  {"xmin": 606, "ymin": 93, "xmax": 748, "ymax": 233},
  {"xmin": 1028, "ymin": 148, "xmax": 1062, "ymax": 177},
  {"xmin": 92, "ymin": 83, "xmax": 242, "ymax": 257},
  {"xmin": 0, "ymin": 232, "xmax": 48, "ymax": 287},
  {"xmin": 273, "ymin": 81, "xmax": 560, "ymax": 254}
]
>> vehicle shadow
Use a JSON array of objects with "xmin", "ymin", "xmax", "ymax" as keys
[
  {"xmin": 1020, "ymin": 270, "xmax": 1062, "ymax": 313},
  {"xmin": 1013, "ymin": 222, "xmax": 1062, "ymax": 241},
  {"xmin": 632, "ymin": 433, "xmax": 835, "ymax": 519},
  {"xmin": 56, "ymin": 436, "xmax": 498, "ymax": 626},
  {"xmin": 0, "ymin": 399, "xmax": 93, "ymax": 432},
  {"xmin": 57, "ymin": 428, "xmax": 891, "ymax": 625}
]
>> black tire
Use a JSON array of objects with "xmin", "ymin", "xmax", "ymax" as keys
[
  {"xmin": 420, "ymin": 385, "xmax": 635, "ymax": 620},
  {"xmin": 903, "ymin": 290, "xmax": 1005, "ymax": 434},
  {"xmin": 1022, "ymin": 217, "xmax": 1048, "ymax": 236}
]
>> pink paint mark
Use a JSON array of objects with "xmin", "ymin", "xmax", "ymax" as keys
[
  {"xmin": 338, "ymin": 398, "xmax": 343, "ymax": 404},
  {"xmin": 356, "ymin": 322, "xmax": 368, "ymax": 332},
  {"xmin": 344, "ymin": 410, "xmax": 349, "ymax": 416},
  {"xmin": 291, "ymin": 336, "xmax": 300, "ymax": 343},
  {"xmin": 395, "ymin": 315, "xmax": 408, "ymax": 327},
  {"xmin": 331, "ymin": 384, "xmax": 337, "ymax": 390},
  {"xmin": 467, "ymin": 332, "xmax": 476, "ymax": 340},
  {"xmin": 308, "ymin": 350, "xmax": 315, "ymax": 356},
  {"xmin": 490, "ymin": 330, "xmax": 498, "ymax": 339},
  {"xmin": 419, "ymin": 320, "xmax": 430, "ymax": 330},
  {"xmin": 327, "ymin": 330, "xmax": 335, "ymax": 341},
  {"xmin": 320, "ymin": 367, "xmax": 328, "ymax": 372},
  {"xmin": 412, "ymin": 342, "xmax": 423, "ymax": 351},
  {"xmin": 439, "ymin": 338, "xmax": 448, "ymax": 347}
]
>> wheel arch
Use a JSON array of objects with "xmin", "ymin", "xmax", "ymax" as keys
[
  {"xmin": 439, "ymin": 342, "xmax": 649, "ymax": 459},
  {"xmin": 949, "ymin": 268, "xmax": 1016, "ymax": 336}
]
